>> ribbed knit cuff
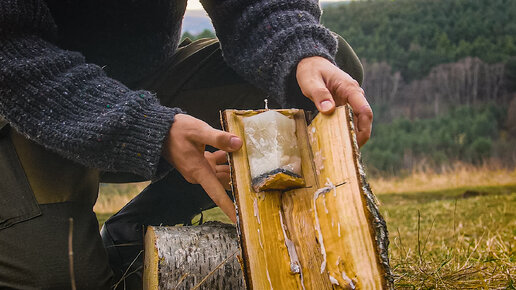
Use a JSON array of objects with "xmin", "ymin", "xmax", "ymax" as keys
[
  {"xmin": 260, "ymin": 25, "xmax": 338, "ymax": 102},
  {"xmin": 98, "ymin": 94, "xmax": 182, "ymax": 179},
  {"xmin": 202, "ymin": 0, "xmax": 338, "ymax": 105}
]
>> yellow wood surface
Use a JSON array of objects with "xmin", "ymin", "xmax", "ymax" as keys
[
  {"xmin": 224, "ymin": 109, "xmax": 304, "ymax": 289},
  {"xmin": 223, "ymin": 107, "xmax": 386, "ymax": 290},
  {"xmin": 281, "ymin": 112, "xmax": 332, "ymax": 289},
  {"xmin": 308, "ymin": 107, "xmax": 385, "ymax": 289},
  {"xmin": 143, "ymin": 226, "xmax": 158, "ymax": 290}
]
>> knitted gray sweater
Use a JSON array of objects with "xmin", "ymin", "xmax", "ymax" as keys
[{"xmin": 0, "ymin": 0, "xmax": 337, "ymax": 179}]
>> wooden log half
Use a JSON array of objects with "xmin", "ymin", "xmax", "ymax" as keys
[
  {"xmin": 307, "ymin": 106, "xmax": 393, "ymax": 288},
  {"xmin": 143, "ymin": 222, "xmax": 245, "ymax": 290},
  {"xmin": 222, "ymin": 106, "xmax": 393, "ymax": 289}
]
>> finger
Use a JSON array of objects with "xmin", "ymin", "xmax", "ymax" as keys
[
  {"xmin": 203, "ymin": 151, "xmax": 217, "ymax": 172},
  {"xmin": 194, "ymin": 126, "xmax": 243, "ymax": 153},
  {"xmin": 356, "ymin": 110, "xmax": 372, "ymax": 146},
  {"xmin": 335, "ymin": 84, "xmax": 373, "ymax": 146},
  {"xmin": 195, "ymin": 163, "xmax": 237, "ymax": 223},
  {"xmin": 216, "ymin": 172, "xmax": 231, "ymax": 190},
  {"xmin": 212, "ymin": 150, "xmax": 229, "ymax": 164},
  {"xmin": 216, "ymin": 165, "xmax": 230, "ymax": 174}
]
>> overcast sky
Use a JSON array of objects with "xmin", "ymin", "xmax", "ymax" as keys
[{"xmin": 187, "ymin": 0, "xmax": 347, "ymax": 10}]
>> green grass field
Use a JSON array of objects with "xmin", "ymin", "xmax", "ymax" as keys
[{"xmin": 96, "ymin": 183, "xmax": 515, "ymax": 288}]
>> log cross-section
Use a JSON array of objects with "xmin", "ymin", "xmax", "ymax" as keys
[{"xmin": 222, "ymin": 106, "xmax": 393, "ymax": 289}]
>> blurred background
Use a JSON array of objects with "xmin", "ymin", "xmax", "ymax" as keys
[{"xmin": 182, "ymin": 0, "xmax": 516, "ymax": 177}]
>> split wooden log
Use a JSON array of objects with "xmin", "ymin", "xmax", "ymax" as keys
[
  {"xmin": 143, "ymin": 222, "xmax": 245, "ymax": 290},
  {"xmin": 222, "ymin": 106, "xmax": 393, "ymax": 289}
]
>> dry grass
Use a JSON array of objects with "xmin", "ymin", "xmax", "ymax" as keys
[
  {"xmin": 94, "ymin": 182, "xmax": 148, "ymax": 214},
  {"xmin": 382, "ymin": 187, "xmax": 516, "ymax": 289},
  {"xmin": 369, "ymin": 163, "xmax": 516, "ymax": 194},
  {"xmin": 94, "ymin": 167, "xmax": 516, "ymax": 289}
]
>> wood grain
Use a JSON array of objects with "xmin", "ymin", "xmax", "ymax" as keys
[{"xmin": 222, "ymin": 107, "xmax": 393, "ymax": 289}]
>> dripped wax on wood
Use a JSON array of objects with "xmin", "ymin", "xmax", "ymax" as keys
[{"xmin": 242, "ymin": 110, "xmax": 305, "ymax": 192}]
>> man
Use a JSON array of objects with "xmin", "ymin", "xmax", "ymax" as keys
[{"xmin": 0, "ymin": 0, "xmax": 372, "ymax": 288}]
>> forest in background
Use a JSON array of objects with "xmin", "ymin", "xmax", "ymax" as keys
[
  {"xmin": 322, "ymin": 0, "xmax": 516, "ymax": 81},
  {"xmin": 183, "ymin": 0, "xmax": 516, "ymax": 175},
  {"xmin": 324, "ymin": 0, "xmax": 516, "ymax": 175}
]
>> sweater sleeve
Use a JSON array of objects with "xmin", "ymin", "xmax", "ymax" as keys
[
  {"xmin": 201, "ymin": 0, "xmax": 338, "ymax": 106},
  {"xmin": 0, "ymin": 0, "xmax": 180, "ymax": 179}
]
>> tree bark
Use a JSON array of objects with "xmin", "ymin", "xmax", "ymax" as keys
[{"xmin": 143, "ymin": 222, "xmax": 245, "ymax": 290}]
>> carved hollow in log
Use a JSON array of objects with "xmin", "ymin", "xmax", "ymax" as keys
[
  {"xmin": 242, "ymin": 110, "xmax": 305, "ymax": 192},
  {"xmin": 143, "ymin": 222, "xmax": 245, "ymax": 290},
  {"xmin": 222, "ymin": 106, "xmax": 393, "ymax": 289}
]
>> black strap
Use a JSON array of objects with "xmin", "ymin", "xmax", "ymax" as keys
[
  {"xmin": 0, "ymin": 117, "xmax": 10, "ymax": 138},
  {"xmin": 0, "ymin": 120, "xmax": 41, "ymax": 230}
]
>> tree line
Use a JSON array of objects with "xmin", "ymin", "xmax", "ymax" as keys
[
  {"xmin": 322, "ymin": 0, "xmax": 516, "ymax": 81},
  {"xmin": 361, "ymin": 104, "xmax": 514, "ymax": 175},
  {"xmin": 181, "ymin": 29, "xmax": 215, "ymax": 42},
  {"xmin": 361, "ymin": 57, "xmax": 508, "ymax": 122}
]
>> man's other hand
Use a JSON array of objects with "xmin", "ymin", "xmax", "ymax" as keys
[
  {"xmin": 296, "ymin": 56, "xmax": 373, "ymax": 147},
  {"xmin": 205, "ymin": 150, "xmax": 231, "ymax": 191},
  {"xmin": 162, "ymin": 114, "xmax": 242, "ymax": 223}
]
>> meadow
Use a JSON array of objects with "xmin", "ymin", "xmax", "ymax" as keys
[{"xmin": 95, "ymin": 165, "xmax": 516, "ymax": 289}]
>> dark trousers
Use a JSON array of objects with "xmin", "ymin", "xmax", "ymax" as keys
[
  {"xmin": 0, "ymin": 125, "xmax": 111, "ymax": 289},
  {"xmin": 101, "ymin": 36, "xmax": 363, "ymax": 289}
]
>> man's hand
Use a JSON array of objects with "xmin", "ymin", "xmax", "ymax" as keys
[
  {"xmin": 296, "ymin": 56, "xmax": 373, "ymax": 147},
  {"xmin": 205, "ymin": 150, "xmax": 231, "ymax": 191},
  {"xmin": 162, "ymin": 114, "xmax": 242, "ymax": 223}
]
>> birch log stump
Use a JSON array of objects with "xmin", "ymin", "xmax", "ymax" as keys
[{"xmin": 143, "ymin": 222, "xmax": 245, "ymax": 290}]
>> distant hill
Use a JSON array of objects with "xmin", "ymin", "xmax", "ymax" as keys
[
  {"xmin": 182, "ymin": 10, "xmax": 213, "ymax": 34},
  {"xmin": 321, "ymin": 1, "xmax": 349, "ymax": 8}
]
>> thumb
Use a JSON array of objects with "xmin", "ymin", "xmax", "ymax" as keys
[
  {"xmin": 302, "ymin": 79, "xmax": 336, "ymax": 114},
  {"xmin": 196, "ymin": 126, "xmax": 243, "ymax": 152}
]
